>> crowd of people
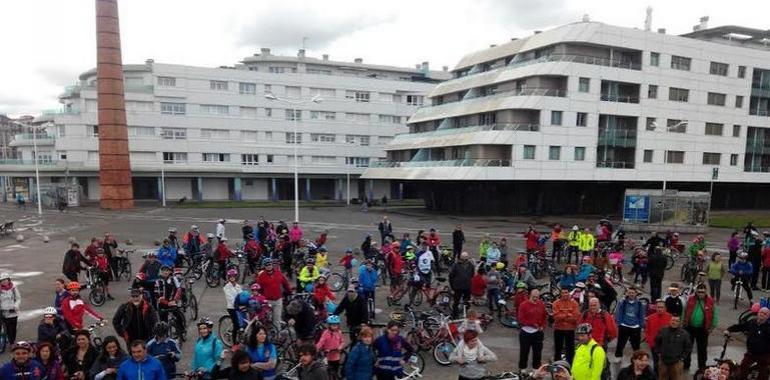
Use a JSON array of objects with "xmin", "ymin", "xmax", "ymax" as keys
[{"xmin": 0, "ymin": 216, "xmax": 768, "ymax": 380}]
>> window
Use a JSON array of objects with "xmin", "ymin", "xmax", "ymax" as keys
[
  {"xmin": 735, "ymin": 96, "xmax": 744, "ymax": 108},
  {"xmin": 265, "ymin": 131, "xmax": 272, "ymax": 140},
  {"xmin": 200, "ymin": 129, "xmax": 229, "ymax": 139},
  {"xmin": 578, "ymin": 77, "xmax": 590, "ymax": 92},
  {"xmin": 310, "ymin": 111, "xmax": 336, "ymax": 121},
  {"xmin": 160, "ymin": 102, "xmax": 186, "ymax": 115},
  {"xmin": 310, "ymin": 133, "xmax": 336, "ymax": 143},
  {"xmin": 702, "ymin": 152, "xmax": 721, "ymax": 165},
  {"xmin": 239, "ymin": 82, "xmax": 256, "ymax": 94},
  {"xmin": 668, "ymin": 87, "xmax": 689, "ymax": 102},
  {"xmin": 479, "ymin": 112, "xmax": 496, "ymax": 125},
  {"xmin": 666, "ymin": 119, "xmax": 687, "ymax": 133},
  {"xmin": 670, "ymin": 55, "xmax": 691, "ymax": 71},
  {"xmin": 733, "ymin": 124, "xmax": 741, "ymax": 137},
  {"xmin": 264, "ymin": 84, "xmax": 272, "ymax": 93},
  {"xmin": 285, "ymin": 132, "xmax": 302, "ymax": 144},
  {"xmin": 406, "ymin": 95, "xmax": 424, "ymax": 106},
  {"xmin": 523, "ymin": 145, "xmax": 536, "ymax": 160},
  {"xmin": 162, "ymin": 152, "xmax": 187, "ymax": 163},
  {"xmin": 738, "ymin": 66, "xmax": 746, "ymax": 78},
  {"xmin": 269, "ymin": 66, "xmax": 296, "ymax": 74},
  {"xmin": 549, "ymin": 146, "xmax": 561, "ymax": 160},
  {"xmin": 266, "ymin": 154, "xmax": 274, "ymax": 163},
  {"xmin": 346, "ymin": 91, "xmax": 370, "ymax": 103},
  {"xmin": 157, "ymin": 77, "xmax": 176, "ymax": 87},
  {"xmin": 241, "ymin": 131, "xmax": 257, "ymax": 141},
  {"xmin": 709, "ymin": 62, "xmax": 729, "ymax": 76},
  {"xmin": 128, "ymin": 127, "xmax": 155, "ymax": 137},
  {"xmin": 241, "ymin": 154, "xmax": 259, "ymax": 165},
  {"xmin": 346, "ymin": 113, "xmax": 370, "ymax": 122},
  {"xmin": 285, "ymin": 109, "xmax": 301, "ymax": 121},
  {"xmin": 306, "ymin": 68, "xmax": 332, "ymax": 75},
  {"xmin": 575, "ymin": 112, "xmax": 587, "ymax": 127},
  {"xmin": 209, "ymin": 80, "xmax": 228, "ymax": 91},
  {"xmin": 378, "ymin": 136, "xmax": 393, "ymax": 145},
  {"xmin": 88, "ymin": 125, "xmax": 99, "ymax": 138},
  {"xmin": 264, "ymin": 108, "xmax": 272, "ymax": 117},
  {"xmin": 707, "ymin": 92, "xmax": 726, "ymax": 106},
  {"xmin": 730, "ymin": 154, "xmax": 739, "ymax": 166},
  {"xmin": 551, "ymin": 111, "xmax": 563, "ymax": 126},
  {"xmin": 310, "ymin": 88, "xmax": 336, "ymax": 98},
  {"xmin": 665, "ymin": 150, "xmax": 685, "ymax": 164},
  {"xmin": 650, "ymin": 52, "xmax": 660, "ymax": 67},
  {"xmin": 60, "ymin": 154, "xmax": 67, "ymax": 160},
  {"xmin": 200, "ymin": 104, "xmax": 229, "ymax": 115},
  {"xmin": 57, "ymin": 125, "xmax": 66, "ymax": 138},
  {"xmin": 203, "ymin": 153, "xmax": 230, "ymax": 162},
  {"xmin": 345, "ymin": 157, "xmax": 370, "ymax": 167},
  {"xmin": 345, "ymin": 135, "xmax": 370, "ymax": 146},
  {"xmin": 643, "ymin": 150, "xmax": 653, "ymax": 163},
  {"xmin": 379, "ymin": 115, "xmax": 402, "ymax": 124},
  {"xmin": 160, "ymin": 127, "xmax": 187, "ymax": 140},
  {"xmin": 574, "ymin": 147, "xmax": 586, "ymax": 161},
  {"xmin": 648, "ymin": 85, "xmax": 658, "ymax": 99},
  {"xmin": 705, "ymin": 123, "xmax": 724, "ymax": 136},
  {"xmin": 646, "ymin": 117, "xmax": 657, "ymax": 131}
]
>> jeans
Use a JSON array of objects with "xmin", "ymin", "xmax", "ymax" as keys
[
  {"xmin": 2, "ymin": 316, "xmax": 17, "ymax": 344},
  {"xmin": 553, "ymin": 329, "xmax": 575, "ymax": 364},
  {"xmin": 708, "ymin": 279, "xmax": 722, "ymax": 301},
  {"xmin": 452, "ymin": 289, "xmax": 471, "ymax": 317},
  {"xmin": 267, "ymin": 299, "xmax": 283, "ymax": 331},
  {"xmin": 650, "ymin": 276, "xmax": 663, "ymax": 301},
  {"xmin": 615, "ymin": 325, "xmax": 641, "ymax": 358},
  {"xmin": 486, "ymin": 288, "xmax": 500, "ymax": 313},
  {"xmin": 518, "ymin": 330, "xmax": 544, "ymax": 370},
  {"xmin": 227, "ymin": 308, "xmax": 240, "ymax": 342},
  {"xmin": 685, "ymin": 326, "xmax": 709, "ymax": 370}
]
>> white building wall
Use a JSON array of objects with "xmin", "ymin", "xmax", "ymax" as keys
[
  {"xmin": 202, "ymin": 178, "xmax": 229, "ymax": 200},
  {"xmin": 87, "ymin": 178, "xmax": 101, "ymax": 200},
  {"xmin": 165, "ymin": 178, "xmax": 192, "ymax": 200},
  {"xmin": 242, "ymin": 178, "xmax": 269, "ymax": 200}
]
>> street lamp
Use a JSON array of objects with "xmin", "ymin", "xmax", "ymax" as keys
[
  {"xmin": 650, "ymin": 120, "xmax": 688, "ymax": 223},
  {"xmin": 17, "ymin": 121, "xmax": 44, "ymax": 216},
  {"xmin": 264, "ymin": 93, "xmax": 322, "ymax": 222}
]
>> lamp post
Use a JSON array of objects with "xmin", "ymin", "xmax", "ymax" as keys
[
  {"xmin": 651, "ymin": 120, "xmax": 687, "ymax": 223},
  {"xmin": 264, "ymin": 93, "xmax": 322, "ymax": 222}
]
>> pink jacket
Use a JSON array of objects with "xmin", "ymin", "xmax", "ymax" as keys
[
  {"xmin": 316, "ymin": 329, "xmax": 344, "ymax": 361},
  {"xmin": 289, "ymin": 226, "xmax": 303, "ymax": 243}
]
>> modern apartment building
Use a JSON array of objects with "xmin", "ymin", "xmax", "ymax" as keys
[
  {"xmin": 1, "ymin": 50, "xmax": 449, "ymax": 203},
  {"xmin": 363, "ymin": 21, "xmax": 770, "ymax": 215}
]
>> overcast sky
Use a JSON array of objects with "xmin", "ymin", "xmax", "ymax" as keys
[{"xmin": 1, "ymin": 0, "xmax": 769, "ymax": 117}]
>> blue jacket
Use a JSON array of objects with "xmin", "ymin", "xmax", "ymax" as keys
[
  {"xmin": 116, "ymin": 356, "xmax": 166, "ymax": 380},
  {"xmin": 730, "ymin": 261, "xmax": 753, "ymax": 276},
  {"xmin": 576, "ymin": 264, "xmax": 595, "ymax": 282},
  {"xmin": 373, "ymin": 335, "xmax": 413, "ymax": 377},
  {"xmin": 615, "ymin": 298, "xmax": 646, "ymax": 328},
  {"xmin": 146, "ymin": 338, "xmax": 181, "ymax": 378},
  {"xmin": 245, "ymin": 343, "xmax": 277, "ymax": 379},
  {"xmin": 358, "ymin": 267, "xmax": 378, "ymax": 292},
  {"xmin": 157, "ymin": 246, "xmax": 177, "ymax": 268},
  {"xmin": 0, "ymin": 359, "xmax": 45, "ymax": 380},
  {"xmin": 345, "ymin": 342, "xmax": 375, "ymax": 380},
  {"xmin": 191, "ymin": 335, "xmax": 224, "ymax": 374},
  {"xmin": 559, "ymin": 274, "xmax": 577, "ymax": 290}
]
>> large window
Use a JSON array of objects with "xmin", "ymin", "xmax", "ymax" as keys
[
  {"xmin": 549, "ymin": 146, "xmax": 561, "ymax": 160},
  {"xmin": 709, "ymin": 62, "xmax": 729, "ymax": 76},
  {"xmin": 285, "ymin": 132, "xmax": 302, "ymax": 144},
  {"xmin": 202, "ymin": 153, "xmax": 230, "ymax": 162},
  {"xmin": 669, "ymin": 88, "xmax": 689, "ymax": 102},
  {"xmin": 160, "ymin": 127, "xmax": 186, "ymax": 140},
  {"xmin": 209, "ymin": 80, "xmax": 228, "ymax": 91},
  {"xmin": 707, "ymin": 92, "xmax": 726, "ymax": 106},
  {"xmin": 705, "ymin": 123, "xmax": 724, "ymax": 136},
  {"xmin": 285, "ymin": 109, "xmax": 302, "ymax": 121},
  {"xmin": 311, "ymin": 133, "xmax": 336, "ymax": 143},
  {"xmin": 736, "ymin": 96, "xmax": 744, "ymax": 108},
  {"xmin": 346, "ymin": 113, "xmax": 370, "ymax": 122},
  {"xmin": 88, "ymin": 125, "xmax": 99, "ymax": 138},
  {"xmin": 346, "ymin": 91, "xmax": 370, "ymax": 103},
  {"xmin": 578, "ymin": 78, "xmax": 590, "ymax": 93},
  {"xmin": 200, "ymin": 129, "xmax": 229, "ymax": 139},
  {"xmin": 646, "ymin": 117, "xmax": 657, "ymax": 131},
  {"xmin": 648, "ymin": 85, "xmax": 658, "ymax": 99},
  {"xmin": 523, "ymin": 145, "xmax": 536, "ymax": 160},
  {"xmin": 345, "ymin": 157, "xmax": 370, "ymax": 167},
  {"xmin": 670, "ymin": 55, "xmax": 691, "ymax": 71},
  {"xmin": 241, "ymin": 154, "xmax": 259, "ymax": 165},
  {"xmin": 162, "ymin": 152, "xmax": 187, "ymax": 163},
  {"xmin": 733, "ymin": 125, "xmax": 741, "ymax": 137},
  {"xmin": 157, "ymin": 77, "xmax": 176, "ymax": 87},
  {"xmin": 731, "ymin": 154, "xmax": 739, "ymax": 166},
  {"xmin": 379, "ymin": 115, "xmax": 402, "ymax": 124},
  {"xmin": 239, "ymin": 82, "xmax": 256, "ymax": 95},
  {"xmin": 649, "ymin": 52, "xmax": 660, "ymax": 67},
  {"xmin": 128, "ymin": 127, "xmax": 155, "ymax": 137},
  {"xmin": 344, "ymin": 135, "xmax": 370, "ymax": 146},
  {"xmin": 702, "ymin": 152, "xmax": 721, "ymax": 165},
  {"xmin": 160, "ymin": 102, "xmax": 186, "ymax": 115},
  {"xmin": 406, "ymin": 95, "xmax": 424, "ymax": 106},
  {"xmin": 310, "ymin": 111, "xmax": 336, "ymax": 120},
  {"xmin": 200, "ymin": 104, "xmax": 229, "ymax": 115},
  {"xmin": 666, "ymin": 150, "xmax": 685, "ymax": 164},
  {"xmin": 643, "ymin": 150, "xmax": 653, "ymax": 163},
  {"xmin": 574, "ymin": 147, "xmax": 586, "ymax": 161},
  {"xmin": 738, "ymin": 66, "xmax": 747, "ymax": 78}
]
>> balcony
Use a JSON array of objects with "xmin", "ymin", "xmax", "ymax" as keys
[
  {"xmin": 599, "ymin": 94, "xmax": 639, "ymax": 103},
  {"xmin": 0, "ymin": 159, "xmax": 58, "ymax": 166},
  {"xmin": 83, "ymin": 83, "xmax": 155, "ymax": 94},
  {"xmin": 42, "ymin": 107, "xmax": 80, "ymax": 115},
  {"xmin": 456, "ymin": 53, "xmax": 643, "ymax": 82},
  {"xmin": 600, "ymin": 80, "xmax": 640, "ymax": 104},
  {"xmin": 9, "ymin": 133, "xmax": 56, "ymax": 147},
  {"xmin": 395, "ymin": 122, "xmax": 541, "ymax": 140},
  {"xmin": 370, "ymin": 158, "xmax": 511, "ymax": 168}
]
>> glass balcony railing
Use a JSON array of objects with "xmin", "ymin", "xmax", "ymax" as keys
[
  {"xmin": 596, "ymin": 161, "xmax": 635, "ymax": 169},
  {"xmin": 600, "ymin": 94, "xmax": 640, "ymax": 103},
  {"xmin": 397, "ymin": 122, "xmax": 540, "ymax": 140},
  {"xmin": 370, "ymin": 158, "xmax": 512, "ymax": 168},
  {"xmin": 0, "ymin": 159, "xmax": 58, "ymax": 166},
  {"xmin": 42, "ymin": 107, "xmax": 80, "ymax": 115},
  {"xmin": 455, "ymin": 53, "xmax": 642, "ymax": 82},
  {"xmin": 13, "ymin": 133, "xmax": 56, "ymax": 141}
]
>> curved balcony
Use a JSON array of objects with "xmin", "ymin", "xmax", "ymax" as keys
[
  {"xmin": 9, "ymin": 133, "xmax": 56, "ymax": 147},
  {"xmin": 370, "ymin": 158, "xmax": 511, "ymax": 168}
]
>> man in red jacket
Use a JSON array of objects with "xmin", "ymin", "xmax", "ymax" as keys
[
  {"xmin": 60, "ymin": 282, "xmax": 104, "ymax": 331},
  {"xmin": 255, "ymin": 259, "xmax": 293, "ymax": 330},
  {"xmin": 579, "ymin": 297, "xmax": 618, "ymax": 347},
  {"xmin": 387, "ymin": 247, "xmax": 403, "ymax": 298},
  {"xmin": 517, "ymin": 288, "xmax": 547, "ymax": 371},
  {"xmin": 645, "ymin": 299, "xmax": 672, "ymax": 373}
]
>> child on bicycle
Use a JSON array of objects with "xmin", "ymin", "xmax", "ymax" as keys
[
  {"xmin": 94, "ymin": 249, "xmax": 114, "ymax": 300},
  {"xmin": 608, "ymin": 248, "xmax": 625, "ymax": 282},
  {"xmin": 312, "ymin": 276, "xmax": 336, "ymax": 320},
  {"xmin": 338, "ymin": 248, "xmax": 355, "ymax": 279},
  {"xmin": 316, "ymin": 247, "xmax": 329, "ymax": 272},
  {"xmin": 316, "ymin": 316, "xmax": 345, "ymax": 379}
]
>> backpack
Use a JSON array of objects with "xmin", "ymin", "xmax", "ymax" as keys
[{"xmin": 589, "ymin": 343, "xmax": 611, "ymax": 380}]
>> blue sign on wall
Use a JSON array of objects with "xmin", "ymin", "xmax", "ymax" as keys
[{"xmin": 623, "ymin": 195, "xmax": 650, "ymax": 223}]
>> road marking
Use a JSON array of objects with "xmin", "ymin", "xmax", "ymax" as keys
[
  {"xmin": 18, "ymin": 308, "xmax": 45, "ymax": 322},
  {"xmin": 10, "ymin": 271, "xmax": 44, "ymax": 277}
]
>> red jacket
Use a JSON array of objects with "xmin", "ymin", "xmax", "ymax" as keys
[
  {"xmin": 215, "ymin": 244, "xmax": 233, "ymax": 262},
  {"xmin": 517, "ymin": 299, "xmax": 547, "ymax": 329},
  {"xmin": 388, "ymin": 252, "xmax": 403, "ymax": 275},
  {"xmin": 427, "ymin": 234, "xmax": 440, "ymax": 248},
  {"xmin": 255, "ymin": 269, "xmax": 292, "ymax": 301},
  {"xmin": 513, "ymin": 291, "xmax": 529, "ymax": 312},
  {"xmin": 524, "ymin": 231, "xmax": 539, "ymax": 251},
  {"xmin": 684, "ymin": 295, "xmax": 716, "ymax": 330},
  {"xmin": 471, "ymin": 274, "xmax": 486, "ymax": 297},
  {"xmin": 645, "ymin": 311, "xmax": 672, "ymax": 349},
  {"xmin": 244, "ymin": 240, "xmax": 262, "ymax": 259},
  {"xmin": 762, "ymin": 247, "xmax": 770, "ymax": 268},
  {"xmin": 313, "ymin": 283, "xmax": 336, "ymax": 305},
  {"xmin": 61, "ymin": 295, "xmax": 103, "ymax": 329},
  {"xmin": 579, "ymin": 310, "xmax": 618, "ymax": 346}
]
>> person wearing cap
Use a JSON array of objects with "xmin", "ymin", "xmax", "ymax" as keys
[
  {"xmin": 682, "ymin": 283, "xmax": 718, "ymax": 371},
  {"xmin": 553, "ymin": 288, "xmax": 580, "ymax": 364},
  {"xmin": 449, "ymin": 252, "xmax": 476, "ymax": 317},
  {"xmin": 571, "ymin": 323, "xmax": 605, "ymax": 380},
  {"xmin": 727, "ymin": 306, "xmax": 770, "ymax": 380},
  {"xmin": 0, "ymin": 341, "xmax": 45, "ymax": 380},
  {"xmin": 644, "ymin": 299, "xmax": 672, "ymax": 373},
  {"xmin": 339, "ymin": 248, "xmax": 355, "ymax": 278},
  {"xmin": 614, "ymin": 287, "xmax": 646, "ymax": 360},
  {"xmin": 532, "ymin": 360, "xmax": 572, "ymax": 380},
  {"xmin": 216, "ymin": 219, "xmax": 226, "ymax": 241},
  {"xmin": 448, "ymin": 329, "xmax": 497, "ymax": 379},
  {"xmin": 567, "ymin": 226, "xmax": 581, "ymax": 265},
  {"xmin": 63, "ymin": 242, "xmax": 89, "ymax": 282},
  {"xmin": 113, "ymin": 288, "xmax": 158, "ymax": 346},
  {"xmin": 616, "ymin": 350, "xmax": 655, "ymax": 380},
  {"xmin": 729, "ymin": 252, "xmax": 755, "ymax": 306},
  {"xmin": 358, "ymin": 260, "xmax": 378, "ymax": 311},
  {"xmin": 61, "ymin": 282, "xmax": 104, "ymax": 331},
  {"xmin": 0, "ymin": 272, "xmax": 21, "ymax": 345},
  {"xmin": 333, "ymin": 285, "xmax": 369, "ymax": 342},
  {"xmin": 37, "ymin": 306, "xmax": 69, "ymax": 349},
  {"xmin": 654, "ymin": 315, "xmax": 691, "ymax": 380},
  {"xmin": 255, "ymin": 259, "xmax": 293, "ymax": 330}
]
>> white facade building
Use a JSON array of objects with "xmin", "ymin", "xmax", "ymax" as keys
[
  {"xmin": 2, "ymin": 50, "xmax": 449, "ymax": 203},
  {"xmin": 363, "ymin": 21, "xmax": 770, "ymax": 214}
]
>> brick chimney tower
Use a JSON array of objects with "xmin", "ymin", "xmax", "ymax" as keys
[{"xmin": 95, "ymin": 0, "xmax": 134, "ymax": 209}]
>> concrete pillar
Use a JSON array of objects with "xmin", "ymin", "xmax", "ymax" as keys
[
  {"xmin": 305, "ymin": 178, "xmax": 311, "ymax": 201},
  {"xmin": 399, "ymin": 183, "xmax": 404, "ymax": 200},
  {"xmin": 271, "ymin": 178, "xmax": 277, "ymax": 201},
  {"xmin": 367, "ymin": 179, "xmax": 374, "ymax": 201},
  {"xmin": 28, "ymin": 177, "xmax": 35, "ymax": 203},
  {"xmin": 233, "ymin": 177, "xmax": 242, "ymax": 201},
  {"xmin": 0, "ymin": 176, "xmax": 5, "ymax": 203},
  {"xmin": 157, "ymin": 177, "xmax": 163, "ymax": 201},
  {"xmin": 195, "ymin": 177, "xmax": 203, "ymax": 201},
  {"xmin": 96, "ymin": 0, "xmax": 134, "ymax": 209},
  {"xmin": 336, "ymin": 178, "xmax": 343, "ymax": 201}
]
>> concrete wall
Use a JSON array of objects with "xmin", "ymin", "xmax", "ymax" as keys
[
  {"xmin": 87, "ymin": 177, "xmax": 101, "ymax": 200},
  {"xmin": 242, "ymin": 178, "xmax": 269, "ymax": 200},
  {"xmin": 202, "ymin": 178, "xmax": 229, "ymax": 200},
  {"xmin": 165, "ymin": 178, "xmax": 192, "ymax": 200}
]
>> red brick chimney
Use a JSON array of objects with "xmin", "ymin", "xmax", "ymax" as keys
[{"xmin": 96, "ymin": 0, "xmax": 134, "ymax": 209}]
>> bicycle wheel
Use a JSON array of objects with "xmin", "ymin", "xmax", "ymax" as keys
[
  {"xmin": 434, "ymin": 291, "xmax": 452, "ymax": 314},
  {"xmin": 89, "ymin": 287, "xmax": 106, "ymax": 307},
  {"xmin": 680, "ymin": 264, "xmax": 688, "ymax": 282},
  {"xmin": 327, "ymin": 273, "xmax": 345, "ymax": 292},
  {"xmin": 406, "ymin": 352, "xmax": 426, "ymax": 373},
  {"xmin": 218, "ymin": 315, "xmax": 235, "ymax": 347},
  {"xmin": 665, "ymin": 255, "xmax": 675, "ymax": 270},
  {"xmin": 177, "ymin": 255, "xmax": 192, "ymax": 276},
  {"xmin": 206, "ymin": 269, "xmax": 221, "ymax": 288},
  {"xmin": 187, "ymin": 293, "xmax": 199, "ymax": 321},
  {"xmin": 120, "ymin": 262, "xmax": 133, "ymax": 282},
  {"xmin": 275, "ymin": 359, "xmax": 298, "ymax": 380},
  {"xmin": 432, "ymin": 341, "xmax": 454, "ymax": 366},
  {"xmin": 169, "ymin": 316, "xmax": 185, "ymax": 348}
]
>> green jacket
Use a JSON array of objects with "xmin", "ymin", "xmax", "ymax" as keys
[
  {"xmin": 572, "ymin": 339, "xmax": 605, "ymax": 380},
  {"xmin": 578, "ymin": 233, "xmax": 595, "ymax": 252},
  {"xmin": 567, "ymin": 231, "xmax": 580, "ymax": 247}
]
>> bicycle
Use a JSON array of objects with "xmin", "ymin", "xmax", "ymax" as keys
[
  {"xmin": 396, "ymin": 364, "xmax": 423, "ymax": 380},
  {"xmin": 732, "ymin": 275, "xmax": 746, "ymax": 310},
  {"xmin": 326, "ymin": 267, "xmax": 349, "ymax": 293},
  {"xmin": 386, "ymin": 271, "xmax": 411, "ymax": 307},
  {"xmin": 164, "ymin": 305, "xmax": 186, "ymax": 346},
  {"xmin": 693, "ymin": 331, "xmax": 758, "ymax": 380},
  {"xmin": 318, "ymin": 349, "xmax": 348, "ymax": 380},
  {"xmin": 114, "ymin": 249, "xmax": 134, "ymax": 282},
  {"xmin": 407, "ymin": 277, "xmax": 452, "ymax": 313},
  {"xmin": 204, "ymin": 259, "xmax": 222, "ymax": 288},
  {"xmin": 179, "ymin": 276, "xmax": 199, "ymax": 321},
  {"xmin": 86, "ymin": 321, "xmax": 107, "ymax": 350},
  {"xmin": 84, "ymin": 267, "xmax": 107, "ymax": 307}
]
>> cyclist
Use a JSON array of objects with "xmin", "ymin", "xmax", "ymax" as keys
[
  {"xmin": 216, "ymin": 219, "xmax": 227, "ymax": 241},
  {"xmin": 448, "ymin": 329, "xmax": 498, "ymax": 379},
  {"xmin": 167, "ymin": 227, "xmax": 181, "ymax": 250},
  {"xmin": 664, "ymin": 284, "xmax": 685, "ymax": 317},
  {"xmin": 316, "ymin": 247, "xmax": 329, "ymax": 271},
  {"xmin": 726, "ymin": 306, "xmax": 770, "ymax": 380},
  {"xmin": 312, "ymin": 276, "xmax": 336, "ymax": 320},
  {"xmin": 316, "ymin": 315, "xmax": 345, "ymax": 378},
  {"xmin": 729, "ymin": 252, "xmax": 754, "ymax": 305},
  {"xmin": 37, "ymin": 306, "xmax": 69, "ymax": 349},
  {"xmin": 345, "ymin": 326, "xmax": 375, "ymax": 380},
  {"xmin": 146, "ymin": 322, "xmax": 182, "ymax": 379},
  {"xmin": 255, "ymin": 259, "xmax": 293, "ymax": 330},
  {"xmin": 191, "ymin": 317, "xmax": 225, "ymax": 378},
  {"xmin": 0, "ymin": 272, "xmax": 21, "ymax": 345},
  {"xmin": 577, "ymin": 228, "xmax": 595, "ymax": 260},
  {"xmin": 157, "ymin": 239, "xmax": 177, "ymax": 270},
  {"xmin": 515, "ymin": 265, "xmax": 538, "ymax": 290},
  {"xmin": 113, "ymin": 288, "xmax": 157, "ymax": 345},
  {"xmin": 358, "ymin": 260, "xmax": 378, "ymax": 311},
  {"xmin": 243, "ymin": 233, "xmax": 262, "ymax": 274},
  {"xmin": 116, "ymin": 340, "xmax": 166, "ymax": 380},
  {"xmin": 339, "ymin": 248, "xmax": 355, "ymax": 279},
  {"xmin": 387, "ymin": 243, "xmax": 404, "ymax": 300},
  {"xmin": 246, "ymin": 283, "xmax": 269, "ymax": 323},
  {"xmin": 60, "ymin": 282, "xmax": 105, "ymax": 331},
  {"xmin": 223, "ymin": 269, "xmax": 243, "ymax": 343},
  {"xmin": 289, "ymin": 222, "xmax": 303, "ymax": 252},
  {"xmin": 214, "ymin": 238, "xmax": 235, "ymax": 280},
  {"xmin": 298, "ymin": 258, "xmax": 320, "ymax": 292},
  {"xmin": 285, "ymin": 299, "xmax": 316, "ymax": 343},
  {"xmin": 242, "ymin": 220, "xmax": 254, "ymax": 241},
  {"xmin": 575, "ymin": 256, "xmax": 595, "ymax": 282},
  {"xmin": 156, "ymin": 266, "xmax": 186, "ymax": 336},
  {"xmin": 334, "ymin": 285, "xmax": 369, "ymax": 342},
  {"xmin": 0, "ymin": 342, "xmax": 45, "ymax": 380},
  {"xmin": 138, "ymin": 251, "xmax": 162, "ymax": 282},
  {"xmin": 486, "ymin": 242, "xmax": 502, "ymax": 267},
  {"xmin": 373, "ymin": 321, "xmax": 414, "ymax": 380},
  {"xmin": 63, "ymin": 242, "xmax": 89, "ymax": 282},
  {"xmin": 559, "ymin": 265, "xmax": 578, "ymax": 291},
  {"xmin": 571, "ymin": 323, "xmax": 605, "ymax": 380},
  {"xmin": 183, "ymin": 225, "xmax": 206, "ymax": 257},
  {"xmin": 688, "ymin": 235, "xmax": 707, "ymax": 259},
  {"xmin": 36, "ymin": 341, "xmax": 64, "ymax": 380},
  {"xmin": 243, "ymin": 326, "xmax": 277, "ymax": 380}
]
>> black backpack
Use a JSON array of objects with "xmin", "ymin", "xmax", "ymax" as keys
[{"xmin": 589, "ymin": 343, "xmax": 611, "ymax": 380}]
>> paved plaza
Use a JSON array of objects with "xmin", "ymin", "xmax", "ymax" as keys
[{"xmin": 0, "ymin": 203, "xmax": 750, "ymax": 376}]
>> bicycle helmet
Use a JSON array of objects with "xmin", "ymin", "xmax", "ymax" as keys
[
  {"xmin": 738, "ymin": 251, "xmax": 749, "ymax": 259},
  {"xmin": 197, "ymin": 317, "xmax": 214, "ymax": 329},
  {"xmin": 574, "ymin": 282, "xmax": 586, "ymax": 289},
  {"xmin": 10, "ymin": 341, "xmax": 32, "ymax": 352},
  {"xmin": 0, "ymin": 272, "xmax": 9, "ymax": 281},
  {"xmin": 226, "ymin": 269, "xmax": 238, "ymax": 278},
  {"xmin": 206, "ymin": 233, "xmax": 215, "ymax": 239},
  {"xmin": 576, "ymin": 323, "xmax": 593, "ymax": 334},
  {"xmin": 67, "ymin": 282, "xmax": 81, "ymax": 291},
  {"xmin": 146, "ymin": 250, "xmax": 157, "ymax": 257},
  {"xmin": 345, "ymin": 247, "xmax": 353, "ymax": 253},
  {"xmin": 43, "ymin": 307, "xmax": 57, "ymax": 316},
  {"xmin": 515, "ymin": 281, "xmax": 527, "ymax": 289},
  {"xmin": 318, "ymin": 247, "xmax": 327, "ymax": 252},
  {"xmin": 191, "ymin": 225, "xmax": 199, "ymax": 230},
  {"xmin": 326, "ymin": 315, "xmax": 341, "ymax": 324},
  {"xmin": 250, "ymin": 283, "xmax": 261, "ymax": 291},
  {"xmin": 154, "ymin": 321, "xmax": 169, "ymax": 337},
  {"xmin": 261, "ymin": 258, "xmax": 273, "ymax": 266},
  {"xmin": 495, "ymin": 262, "xmax": 505, "ymax": 270},
  {"xmin": 305, "ymin": 258, "xmax": 315, "ymax": 265},
  {"xmin": 220, "ymin": 237, "xmax": 228, "ymax": 242},
  {"xmin": 497, "ymin": 298, "xmax": 507, "ymax": 306},
  {"xmin": 168, "ymin": 227, "xmax": 177, "ymax": 233}
]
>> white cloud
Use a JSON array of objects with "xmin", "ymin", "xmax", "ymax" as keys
[{"xmin": 1, "ymin": 0, "xmax": 769, "ymax": 117}]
